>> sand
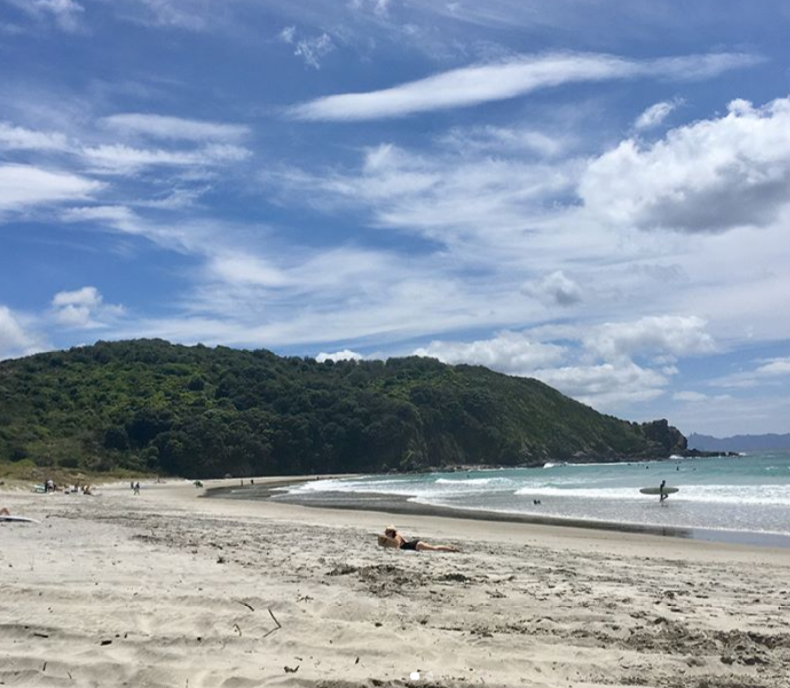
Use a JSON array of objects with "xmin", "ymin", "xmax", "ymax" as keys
[{"xmin": 1, "ymin": 478, "xmax": 789, "ymax": 688}]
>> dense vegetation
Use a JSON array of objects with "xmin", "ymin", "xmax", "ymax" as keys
[{"xmin": 0, "ymin": 339, "xmax": 686, "ymax": 478}]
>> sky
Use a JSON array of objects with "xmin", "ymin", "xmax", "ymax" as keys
[{"xmin": 1, "ymin": 0, "xmax": 790, "ymax": 437}]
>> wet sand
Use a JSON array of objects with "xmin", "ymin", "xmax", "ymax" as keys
[{"xmin": 2, "ymin": 477, "xmax": 789, "ymax": 687}]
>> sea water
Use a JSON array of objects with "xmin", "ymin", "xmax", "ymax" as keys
[{"xmin": 280, "ymin": 450, "xmax": 790, "ymax": 544}]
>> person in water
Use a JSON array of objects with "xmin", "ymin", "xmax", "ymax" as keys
[
  {"xmin": 659, "ymin": 479, "xmax": 668, "ymax": 503},
  {"xmin": 382, "ymin": 526, "xmax": 460, "ymax": 552}
]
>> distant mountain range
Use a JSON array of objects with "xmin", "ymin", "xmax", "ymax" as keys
[{"xmin": 688, "ymin": 432, "xmax": 790, "ymax": 452}]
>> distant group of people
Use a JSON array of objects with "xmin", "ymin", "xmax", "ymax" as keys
[
  {"xmin": 130, "ymin": 481, "xmax": 141, "ymax": 495},
  {"xmin": 40, "ymin": 479, "xmax": 94, "ymax": 495}
]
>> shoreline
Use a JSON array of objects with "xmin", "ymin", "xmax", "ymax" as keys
[{"xmin": 206, "ymin": 481, "xmax": 790, "ymax": 549}]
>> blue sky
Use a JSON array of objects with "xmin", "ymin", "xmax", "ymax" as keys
[{"xmin": 2, "ymin": 0, "xmax": 790, "ymax": 437}]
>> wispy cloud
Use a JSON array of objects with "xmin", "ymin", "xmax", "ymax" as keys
[
  {"xmin": 0, "ymin": 164, "xmax": 102, "ymax": 215},
  {"xmin": 634, "ymin": 98, "xmax": 683, "ymax": 131},
  {"xmin": 101, "ymin": 113, "xmax": 249, "ymax": 142},
  {"xmin": 0, "ymin": 121, "xmax": 70, "ymax": 151},
  {"xmin": 81, "ymin": 142, "xmax": 250, "ymax": 174},
  {"xmin": 3, "ymin": 0, "xmax": 85, "ymax": 32},
  {"xmin": 290, "ymin": 52, "xmax": 760, "ymax": 120}
]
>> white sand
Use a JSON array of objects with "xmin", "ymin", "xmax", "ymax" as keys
[{"xmin": 1, "ymin": 477, "xmax": 789, "ymax": 687}]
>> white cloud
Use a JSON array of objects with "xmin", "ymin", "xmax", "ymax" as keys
[
  {"xmin": 290, "ymin": 52, "xmax": 759, "ymax": 120},
  {"xmin": 522, "ymin": 270, "xmax": 582, "ymax": 307},
  {"xmin": 267, "ymin": 142, "xmax": 576, "ymax": 250},
  {"xmin": 0, "ymin": 164, "xmax": 102, "ymax": 214},
  {"xmin": 127, "ymin": 0, "xmax": 210, "ymax": 30},
  {"xmin": 440, "ymin": 125, "xmax": 573, "ymax": 158},
  {"xmin": 51, "ymin": 286, "xmax": 125, "ymax": 329},
  {"xmin": 101, "ymin": 113, "xmax": 249, "ymax": 142},
  {"xmin": 0, "ymin": 305, "xmax": 45, "ymax": 361},
  {"xmin": 533, "ymin": 361, "xmax": 669, "ymax": 409},
  {"xmin": 583, "ymin": 316, "xmax": 716, "ymax": 361},
  {"xmin": 80, "ymin": 142, "xmax": 250, "ymax": 174},
  {"xmin": 755, "ymin": 357, "xmax": 790, "ymax": 376},
  {"xmin": 414, "ymin": 331, "xmax": 566, "ymax": 376},
  {"xmin": 4, "ymin": 0, "xmax": 85, "ymax": 32},
  {"xmin": 673, "ymin": 390, "xmax": 732, "ymax": 403},
  {"xmin": 407, "ymin": 315, "xmax": 716, "ymax": 413},
  {"xmin": 711, "ymin": 356, "xmax": 790, "ymax": 389},
  {"xmin": 206, "ymin": 253, "xmax": 290, "ymax": 287},
  {"xmin": 36, "ymin": 0, "xmax": 84, "ymax": 31},
  {"xmin": 294, "ymin": 32, "xmax": 334, "ymax": 69},
  {"xmin": 580, "ymin": 96, "xmax": 790, "ymax": 233},
  {"xmin": 634, "ymin": 99, "xmax": 683, "ymax": 131},
  {"xmin": 277, "ymin": 24, "xmax": 335, "ymax": 68},
  {"xmin": 316, "ymin": 349, "xmax": 364, "ymax": 362},
  {"xmin": 0, "ymin": 122, "xmax": 70, "ymax": 151}
]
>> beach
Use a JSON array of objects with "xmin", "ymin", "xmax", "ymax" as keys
[{"xmin": 1, "ymin": 478, "xmax": 789, "ymax": 688}]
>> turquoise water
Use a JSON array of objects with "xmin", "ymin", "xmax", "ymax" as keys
[{"xmin": 283, "ymin": 451, "xmax": 790, "ymax": 539}]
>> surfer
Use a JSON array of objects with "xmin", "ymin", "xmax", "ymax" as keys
[
  {"xmin": 382, "ymin": 526, "xmax": 460, "ymax": 552},
  {"xmin": 659, "ymin": 480, "xmax": 668, "ymax": 503}
]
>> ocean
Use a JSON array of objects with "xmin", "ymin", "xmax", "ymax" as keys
[{"xmin": 273, "ymin": 450, "xmax": 790, "ymax": 546}]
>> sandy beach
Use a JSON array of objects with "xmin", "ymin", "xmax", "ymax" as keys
[{"xmin": 1, "ymin": 478, "xmax": 789, "ymax": 688}]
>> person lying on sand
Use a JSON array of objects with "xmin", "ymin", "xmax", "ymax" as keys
[{"xmin": 380, "ymin": 525, "xmax": 460, "ymax": 552}]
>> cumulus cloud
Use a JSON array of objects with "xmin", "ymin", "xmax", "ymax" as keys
[
  {"xmin": 290, "ymin": 51, "xmax": 758, "ymax": 120},
  {"xmin": 315, "ymin": 349, "xmax": 364, "ymax": 362},
  {"xmin": 0, "ymin": 164, "xmax": 103, "ymax": 215},
  {"xmin": 408, "ymin": 314, "xmax": 717, "ymax": 412},
  {"xmin": 583, "ymin": 316, "xmax": 716, "ymax": 361},
  {"xmin": 634, "ymin": 98, "xmax": 683, "ymax": 131},
  {"xmin": 521, "ymin": 270, "xmax": 582, "ymax": 307},
  {"xmin": 0, "ymin": 305, "xmax": 45, "ymax": 360},
  {"xmin": 533, "ymin": 361, "xmax": 669, "ymax": 408},
  {"xmin": 414, "ymin": 331, "xmax": 566, "ymax": 376},
  {"xmin": 51, "ymin": 286, "xmax": 125, "ymax": 329},
  {"xmin": 101, "ymin": 113, "xmax": 249, "ymax": 142},
  {"xmin": 580, "ymin": 96, "xmax": 790, "ymax": 233}
]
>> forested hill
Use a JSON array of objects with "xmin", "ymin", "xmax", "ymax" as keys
[{"xmin": 0, "ymin": 339, "xmax": 686, "ymax": 478}]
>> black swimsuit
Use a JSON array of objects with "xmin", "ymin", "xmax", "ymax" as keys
[{"xmin": 400, "ymin": 539, "xmax": 420, "ymax": 551}]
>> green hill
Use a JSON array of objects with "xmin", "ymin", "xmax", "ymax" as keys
[{"xmin": 0, "ymin": 339, "xmax": 685, "ymax": 478}]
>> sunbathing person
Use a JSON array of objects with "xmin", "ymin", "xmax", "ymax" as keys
[{"xmin": 380, "ymin": 525, "xmax": 459, "ymax": 552}]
